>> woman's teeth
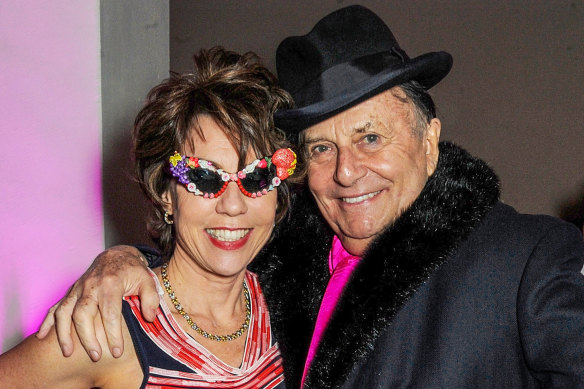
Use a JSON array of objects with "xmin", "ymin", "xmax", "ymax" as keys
[{"xmin": 206, "ymin": 229, "xmax": 250, "ymax": 241}]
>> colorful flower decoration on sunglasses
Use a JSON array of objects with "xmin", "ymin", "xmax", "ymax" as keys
[{"xmin": 169, "ymin": 148, "xmax": 297, "ymax": 199}]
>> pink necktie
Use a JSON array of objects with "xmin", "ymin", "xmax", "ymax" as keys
[{"xmin": 301, "ymin": 236, "xmax": 361, "ymax": 387}]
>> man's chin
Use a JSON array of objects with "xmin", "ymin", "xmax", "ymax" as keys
[
  {"xmin": 338, "ymin": 219, "xmax": 387, "ymax": 239},
  {"xmin": 337, "ymin": 233, "xmax": 377, "ymax": 256}
]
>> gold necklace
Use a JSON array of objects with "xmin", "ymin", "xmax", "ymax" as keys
[{"xmin": 161, "ymin": 262, "xmax": 251, "ymax": 342}]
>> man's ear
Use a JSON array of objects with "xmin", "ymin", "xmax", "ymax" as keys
[{"xmin": 424, "ymin": 118, "xmax": 441, "ymax": 176}]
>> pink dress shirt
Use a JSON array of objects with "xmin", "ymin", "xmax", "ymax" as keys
[{"xmin": 301, "ymin": 235, "xmax": 362, "ymax": 387}]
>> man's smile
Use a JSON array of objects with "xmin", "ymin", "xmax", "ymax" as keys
[{"xmin": 341, "ymin": 190, "xmax": 381, "ymax": 204}]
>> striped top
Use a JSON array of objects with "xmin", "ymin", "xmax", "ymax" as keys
[{"xmin": 122, "ymin": 270, "xmax": 285, "ymax": 389}]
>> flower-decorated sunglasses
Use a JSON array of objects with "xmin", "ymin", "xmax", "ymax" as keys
[{"xmin": 169, "ymin": 148, "xmax": 296, "ymax": 198}]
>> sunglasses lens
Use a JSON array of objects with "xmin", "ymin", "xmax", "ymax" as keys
[
  {"xmin": 240, "ymin": 166, "xmax": 273, "ymax": 193},
  {"xmin": 186, "ymin": 168, "xmax": 224, "ymax": 194}
]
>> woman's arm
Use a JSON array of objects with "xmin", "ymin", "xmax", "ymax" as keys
[
  {"xmin": 0, "ymin": 308, "xmax": 140, "ymax": 388},
  {"xmin": 36, "ymin": 245, "xmax": 160, "ymax": 362},
  {"xmin": 1, "ymin": 328, "xmax": 93, "ymax": 388}
]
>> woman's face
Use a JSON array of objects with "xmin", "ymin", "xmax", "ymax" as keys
[{"xmin": 165, "ymin": 116, "xmax": 277, "ymax": 277}]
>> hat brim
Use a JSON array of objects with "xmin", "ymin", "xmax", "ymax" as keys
[{"xmin": 274, "ymin": 51, "xmax": 452, "ymax": 135}]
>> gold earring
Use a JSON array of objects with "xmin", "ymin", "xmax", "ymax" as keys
[{"xmin": 164, "ymin": 211, "xmax": 174, "ymax": 225}]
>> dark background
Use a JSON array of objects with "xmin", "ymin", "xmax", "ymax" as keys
[{"xmin": 104, "ymin": 1, "xmax": 584, "ymax": 247}]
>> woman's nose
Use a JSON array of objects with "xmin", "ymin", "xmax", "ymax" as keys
[{"xmin": 215, "ymin": 181, "xmax": 248, "ymax": 216}]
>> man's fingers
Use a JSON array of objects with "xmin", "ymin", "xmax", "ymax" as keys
[
  {"xmin": 71, "ymin": 295, "xmax": 103, "ymax": 361},
  {"xmin": 37, "ymin": 245, "xmax": 157, "ymax": 362},
  {"xmin": 35, "ymin": 245, "xmax": 153, "ymax": 362},
  {"xmin": 36, "ymin": 304, "xmax": 57, "ymax": 339},
  {"xmin": 98, "ymin": 291, "xmax": 125, "ymax": 358},
  {"xmin": 138, "ymin": 277, "xmax": 161, "ymax": 322},
  {"xmin": 53, "ymin": 295, "xmax": 77, "ymax": 357}
]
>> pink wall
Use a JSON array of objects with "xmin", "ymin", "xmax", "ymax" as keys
[{"xmin": 0, "ymin": 1, "xmax": 104, "ymax": 351}]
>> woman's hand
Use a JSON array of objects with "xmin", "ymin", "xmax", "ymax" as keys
[{"xmin": 36, "ymin": 245, "xmax": 160, "ymax": 361}]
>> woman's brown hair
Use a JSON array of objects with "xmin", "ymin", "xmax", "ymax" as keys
[{"xmin": 132, "ymin": 47, "xmax": 295, "ymax": 258}]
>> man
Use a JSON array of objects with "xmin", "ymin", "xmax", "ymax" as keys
[{"xmin": 38, "ymin": 5, "xmax": 584, "ymax": 388}]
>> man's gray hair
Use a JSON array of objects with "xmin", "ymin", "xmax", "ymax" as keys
[{"xmin": 399, "ymin": 80, "xmax": 437, "ymax": 138}]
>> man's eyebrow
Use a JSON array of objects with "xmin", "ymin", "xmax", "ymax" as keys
[
  {"xmin": 353, "ymin": 121, "xmax": 373, "ymax": 134},
  {"xmin": 304, "ymin": 121, "xmax": 374, "ymax": 144},
  {"xmin": 303, "ymin": 136, "xmax": 327, "ymax": 144}
]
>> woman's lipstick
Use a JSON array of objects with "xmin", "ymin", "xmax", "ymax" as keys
[{"xmin": 206, "ymin": 227, "xmax": 251, "ymax": 250}]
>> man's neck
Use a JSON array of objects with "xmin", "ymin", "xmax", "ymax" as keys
[{"xmin": 338, "ymin": 235, "xmax": 371, "ymax": 257}]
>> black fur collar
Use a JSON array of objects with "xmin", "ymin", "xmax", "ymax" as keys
[{"xmin": 251, "ymin": 142, "xmax": 500, "ymax": 388}]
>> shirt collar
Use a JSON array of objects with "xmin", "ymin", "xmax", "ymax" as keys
[{"xmin": 328, "ymin": 235, "xmax": 362, "ymax": 274}]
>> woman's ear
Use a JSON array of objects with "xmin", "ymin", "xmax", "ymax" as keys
[{"xmin": 161, "ymin": 188, "xmax": 174, "ymax": 213}]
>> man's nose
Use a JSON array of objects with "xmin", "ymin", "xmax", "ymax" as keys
[
  {"xmin": 215, "ymin": 181, "xmax": 248, "ymax": 216},
  {"xmin": 333, "ymin": 147, "xmax": 366, "ymax": 187}
]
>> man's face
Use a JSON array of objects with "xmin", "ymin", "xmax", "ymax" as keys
[{"xmin": 303, "ymin": 87, "xmax": 441, "ymax": 256}]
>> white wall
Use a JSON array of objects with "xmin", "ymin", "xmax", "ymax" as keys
[
  {"xmin": 0, "ymin": 1, "xmax": 103, "ymax": 351},
  {"xmin": 0, "ymin": 0, "xmax": 169, "ymax": 352}
]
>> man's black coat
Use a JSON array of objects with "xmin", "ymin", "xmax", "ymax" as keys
[{"xmin": 251, "ymin": 142, "xmax": 584, "ymax": 388}]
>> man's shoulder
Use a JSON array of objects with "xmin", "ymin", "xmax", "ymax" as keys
[
  {"xmin": 482, "ymin": 202, "xmax": 580, "ymax": 238},
  {"xmin": 461, "ymin": 201, "xmax": 583, "ymax": 265}
]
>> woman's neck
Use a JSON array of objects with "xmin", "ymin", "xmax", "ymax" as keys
[
  {"xmin": 159, "ymin": 251, "xmax": 247, "ymax": 324},
  {"xmin": 156, "ymin": 252, "xmax": 250, "ymax": 368}
]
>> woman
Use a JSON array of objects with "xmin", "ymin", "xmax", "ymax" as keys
[{"xmin": 0, "ymin": 46, "xmax": 296, "ymax": 388}]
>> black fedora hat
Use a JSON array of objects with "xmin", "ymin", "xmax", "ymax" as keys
[{"xmin": 274, "ymin": 5, "xmax": 453, "ymax": 135}]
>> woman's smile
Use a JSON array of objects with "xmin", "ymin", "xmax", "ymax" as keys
[
  {"xmin": 206, "ymin": 228, "xmax": 253, "ymax": 250},
  {"xmin": 206, "ymin": 228, "xmax": 251, "ymax": 242}
]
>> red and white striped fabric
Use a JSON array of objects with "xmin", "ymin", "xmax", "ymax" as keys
[{"xmin": 123, "ymin": 271, "xmax": 285, "ymax": 389}]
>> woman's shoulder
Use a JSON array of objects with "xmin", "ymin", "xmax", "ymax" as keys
[{"xmin": 0, "ymin": 310, "xmax": 142, "ymax": 388}]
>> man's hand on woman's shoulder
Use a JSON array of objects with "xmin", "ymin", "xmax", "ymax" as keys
[{"xmin": 36, "ymin": 245, "xmax": 160, "ymax": 361}]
